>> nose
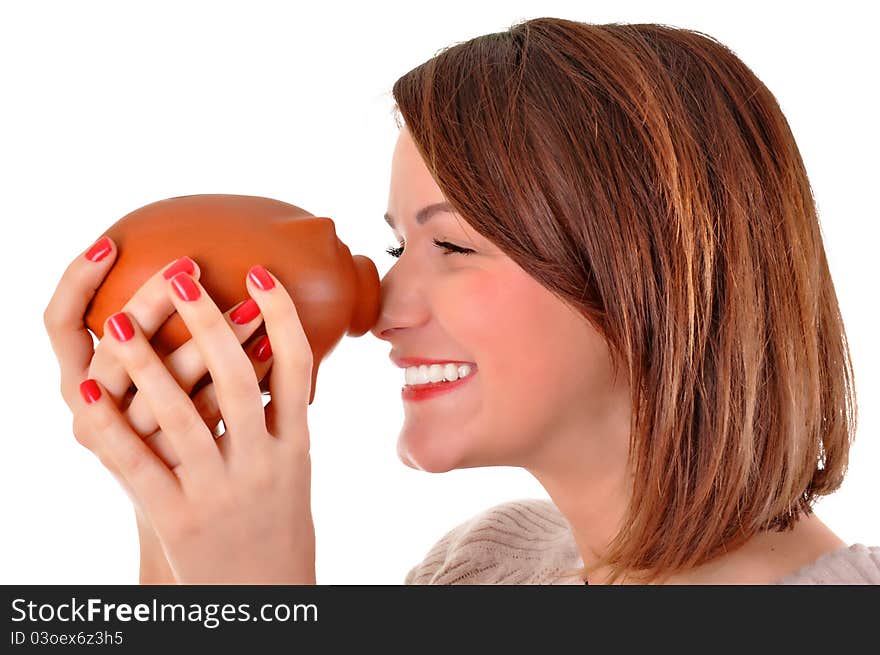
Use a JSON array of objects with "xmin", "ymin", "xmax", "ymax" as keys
[
  {"xmin": 369, "ymin": 263, "xmax": 428, "ymax": 342},
  {"xmin": 369, "ymin": 247, "xmax": 437, "ymax": 342}
]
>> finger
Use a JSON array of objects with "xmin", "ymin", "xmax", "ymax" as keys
[
  {"xmin": 88, "ymin": 256, "xmax": 202, "ymax": 403},
  {"xmin": 124, "ymin": 296, "xmax": 265, "ymax": 438},
  {"xmin": 43, "ymin": 235, "xmax": 117, "ymax": 409},
  {"xmin": 192, "ymin": 334, "xmax": 275, "ymax": 435},
  {"xmin": 72, "ymin": 402, "xmax": 149, "ymax": 510},
  {"xmin": 77, "ymin": 377, "xmax": 180, "ymax": 519},
  {"xmin": 245, "ymin": 265, "xmax": 312, "ymax": 450},
  {"xmin": 102, "ymin": 310, "xmax": 223, "ymax": 482},
  {"xmin": 146, "ymin": 334, "xmax": 276, "ymax": 468},
  {"xmin": 166, "ymin": 272, "xmax": 266, "ymax": 449}
]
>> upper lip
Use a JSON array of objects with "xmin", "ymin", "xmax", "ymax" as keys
[{"xmin": 390, "ymin": 353, "xmax": 477, "ymax": 369}]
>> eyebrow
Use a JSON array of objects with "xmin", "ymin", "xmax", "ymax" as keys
[{"xmin": 384, "ymin": 201, "xmax": 455, "ymax": 229}]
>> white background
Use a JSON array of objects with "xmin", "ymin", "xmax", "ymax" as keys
[{"xmin": 1, "ymin": 0, "xmax": 877, "ymax": 584}]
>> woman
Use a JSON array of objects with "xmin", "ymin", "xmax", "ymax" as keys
[{"xmin": 44, "ymin": 18, "xmax": 879, "ymax": 584}]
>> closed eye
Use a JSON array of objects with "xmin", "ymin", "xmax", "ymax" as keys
[{"xmin": 385, "ymin": 238, "xmax": 475, "ymax": 258}]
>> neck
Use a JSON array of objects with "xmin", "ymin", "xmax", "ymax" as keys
[
  {"xmin": 537, "ymin": 476, "xmax": 845, "ymax": 584},
  {"xmin": 525, "ymin": 431, "xmax": 633, "ymax": 585},
  {"xmin": 658, "ymin": 512, "xmax": 846, "ymax": 584},
  {"xmin": 525, "ymin": 419, "xmax": 845, "ymax": 584}
]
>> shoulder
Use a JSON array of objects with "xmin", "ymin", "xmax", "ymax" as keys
[
  {"xmin": 775, "ymin": 544, "xmax": 880, "ymax": 584},
  {"xmin": 404, "ymin": 498, "xmax": 584, "ymax": 585}
]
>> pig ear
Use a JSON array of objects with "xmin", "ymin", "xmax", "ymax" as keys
[
  {"xmin": 347, "ymin": 254, "xmax": 381, "ymax": 336},
  {"xmin": 282, "ymin": 216, "xmax": 339, "ymax": 248}
]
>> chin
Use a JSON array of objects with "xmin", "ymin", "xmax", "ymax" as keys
[
  {"xmin": 397, "ymin": 433, "xmax": 511, "ymax": 473},
  {"xmin": 397, "ymin": 433, "xmax": 463, "ymax": 474}
]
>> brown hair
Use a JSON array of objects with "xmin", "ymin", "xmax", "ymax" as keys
[{"xmin": 390, "ymin": 17, "xmax": 858, "ymax": 584}]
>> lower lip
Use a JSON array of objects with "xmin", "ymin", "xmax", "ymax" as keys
[{"xmin": 401, "ymin": 371, "xmax": 476, "ymax": 402}]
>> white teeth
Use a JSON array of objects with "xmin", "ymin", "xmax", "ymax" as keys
[{"xmin": 404, "ymin": 363, "xmax": 473, "ymax": 385}]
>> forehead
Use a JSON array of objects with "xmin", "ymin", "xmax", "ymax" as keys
[
  {"xmin": 391, "ymin": 128, "xmax": 438, "ymax": 187},
  {"xmin": 388, "ymin": 128, "xmax": 449, "ymax": 221}
]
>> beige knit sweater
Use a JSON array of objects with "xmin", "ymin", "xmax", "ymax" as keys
[{"xmin": 404, "ymin": 498, "xmax": 880, "ymax": 585}]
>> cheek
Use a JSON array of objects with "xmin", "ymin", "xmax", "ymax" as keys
[{"xmin": 446, "ymin": 268, "xmax": 572, "ymax": 394}]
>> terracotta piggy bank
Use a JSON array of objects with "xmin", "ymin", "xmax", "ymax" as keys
[{"xmin": 83, "ymin": 194, "xmax": 381, "ymax": 405}]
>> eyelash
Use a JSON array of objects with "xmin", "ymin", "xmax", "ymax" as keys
[{"xmin": 385, "ymin": 239, "xmax": 475, "ymax": 258}]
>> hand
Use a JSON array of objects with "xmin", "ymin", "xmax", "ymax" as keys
[
  {"xmin": 44, "ymin": 237, "xmax": 275, "ymax": 582},
  {"xmin": 75, "ymin": 259, "xmax": 316, "ymax": 584}
]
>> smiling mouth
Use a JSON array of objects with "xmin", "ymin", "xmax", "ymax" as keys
[{"xmin": 401, "ymin": 369, "xmax": 476, "ymax": 401}]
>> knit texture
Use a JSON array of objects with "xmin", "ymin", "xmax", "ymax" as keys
[{"xmin": 404, "ymin": 498, "xmax": 880, "ymax": 585}]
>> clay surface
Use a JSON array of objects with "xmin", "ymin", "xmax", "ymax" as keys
[{"xmin": 83, "ymin": 194, "xmax": 381, "ymax": 404}]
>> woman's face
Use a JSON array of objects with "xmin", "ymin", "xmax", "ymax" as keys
[{"xmin": 371, "ymin": 127, "xmax": 629, "ymax": 474}]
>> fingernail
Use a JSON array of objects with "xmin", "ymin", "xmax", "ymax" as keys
[
  {"xmin": 248, "ymin": 265, "xmax": 275, "ymax": 291},
  {"xmin": 171, "ymin": 272, "xmax": 201, "ymax": 301},
  {"xmin": 253, "ymin": 334, "xmax": 272, "ymax": 361},
  {"xmin": 80, "ymin": 379, "xmax": 102, "ymax": 404},
  {"xmin": 85, "ymin": 236, "xmax": 112, "ymax": 262},
  {"xmin": 107, "ymin": 312, "xmax": 135, "ymax": 342},
  {"xmin": 230, "ymin": 298, "xmax": 261, "ymax": 325},
  {"xmin": 163, "ymin": 256, "xmax": 196, "ymax": 280}
]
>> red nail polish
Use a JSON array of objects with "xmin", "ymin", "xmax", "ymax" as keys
[
  {"xmin": 107, "ymin": 312, "xmax": 134, "ymax": 342},
  {"xmin": 230, "ymin": 298, "xmax": 261, "ymax": 325},
  {"xmin": 85, "ymin": 236, "xmax": 112, "ymax": 262},
  {"xmin": 171, "ymin": 272, "xmax": 201, "ymax": 301},
  {"xmin": 80, "ymin": 379, "xmax": 102, "ymax": 404},
  {"xmin": 253, "ymin": 335, "xmax": 272, "ymax": 361},
  {"xmin": 163, "ymin": 256, "xmax": 196, "ymax": 280},
  {"xmin": 248, "ymin": 265, "xmax": 275, "ymax": 291}
]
